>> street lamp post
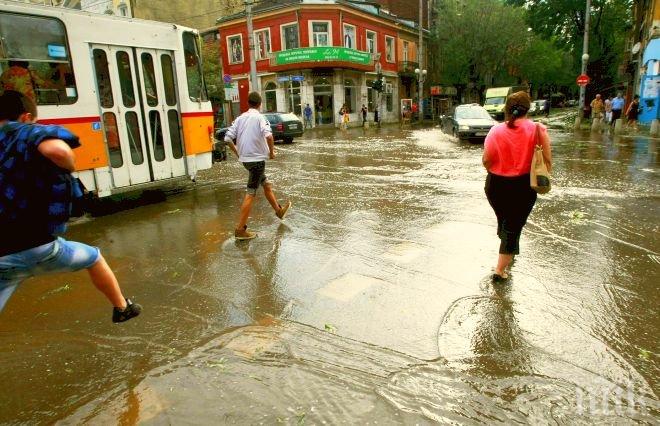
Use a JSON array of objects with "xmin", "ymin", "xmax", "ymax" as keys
[
  {"xmin": 418, "ymin": 0, "xmax": 424, "ymax": 120},
  {"xmin": 575, "ymin": 0, "xmax": 591, "ymax": 129},
  {"xmin": 415, "ymin": 68, "xmax": 427, "ymax": 120}
]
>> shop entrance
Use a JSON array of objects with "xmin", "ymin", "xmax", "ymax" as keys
[{"xmin": 314, "ymin": 78, "xmax": 334, "ymax": 126}]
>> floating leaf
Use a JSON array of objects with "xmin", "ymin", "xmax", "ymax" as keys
[
  {"xmin": 639, "ymin": 349, "xmax": 651, "ymax": 360},
  {"xmin": 324, "ymin": 324, "xmax": 336, "ymax": 333}
]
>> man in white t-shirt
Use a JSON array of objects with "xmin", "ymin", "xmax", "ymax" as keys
[{"xmin": 225, "ymin": 92, "xmax": 291, "ymax": 240}]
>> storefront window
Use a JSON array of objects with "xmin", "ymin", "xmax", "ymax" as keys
[
  {"xmin": 264, "ymin": 82, "xmax": 277, "ymax": 112},
  {"xmin": 284, "ymin": 80, "xmax": 301, "ymax": 115},
  {"xmin": 314, "ymin": 78, "xmax": 333, "ymax": 125},
  {"xmin": 344, "ymin": 79, "xmax": 357, "ymax": 113},
  {"xmin": 366, "ymin": 79, "xmax": 376, "ymax": 112}
]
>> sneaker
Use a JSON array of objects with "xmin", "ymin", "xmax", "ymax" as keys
[
  {"xmin": 276, "ymin": 200, "xmax": 292, "ymax": 220},
  {"xmin": 113, "ymin": 298, "xmax": 142, "ymax": 323},
  {"xmin": 235, "ymin": 225, "xmax": 257, "ymax": 240},
  {"xmin": 491, "ymin": 273, "xmax": 509, "ymax": 283}
]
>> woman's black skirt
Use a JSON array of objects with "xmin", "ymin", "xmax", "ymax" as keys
[{"xmin": 485, "ymin": 173, "xmax": 537, "ymax": 255}]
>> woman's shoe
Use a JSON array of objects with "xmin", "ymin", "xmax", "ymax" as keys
[{"xmin": 491, "ymin": 272, "xmax": 509, "ymax": 283}]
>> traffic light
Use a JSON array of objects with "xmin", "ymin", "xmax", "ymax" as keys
[{"xmin": 371, "ymin": 73, "xmax": 384, "ymax": 92}]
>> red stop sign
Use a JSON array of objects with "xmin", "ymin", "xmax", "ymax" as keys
[{"xmin": 576, "ymin": 74, "xmax": 590, "ymax": 86}]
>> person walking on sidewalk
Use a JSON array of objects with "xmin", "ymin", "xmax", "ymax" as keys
[
  {"xmin": 303, "ymin": 104, "xmax": 313, "ymax": 129},
  {"xmin": 361, "ymin": 104, "xmax": 368, "ymax": 127},
  {"xmin": 0, "ymin": 91, "xmax": 141, "ymax": 322},
  {"xmin": 225, "ymin": 92, "xmax": 291, "ymax": 240},
  {"xmin": 482, "ymin": 91, "xmax": 552, "ymax": 282},
  {"xmin": 625, "ymin": 95, "xmax": 641, "ymax": 131},
  {"xmin": 610, "ymin": 92, "xmax": 625, "ymax": 127}
]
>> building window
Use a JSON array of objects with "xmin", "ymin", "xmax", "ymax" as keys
[
  {"xmin": 403, "ymin": 41, "xmax": 409, "ymax": 62},
  {"xmin": 366, "ymin": 30, "xmax": 377, "ymax": 54},
  {"xmin": 281, "ymin": 23, "xmax": 299, "ymax": 50},
  {"xmin": 344, "ymin": 79, "xmax": 357, "ymax": 113},
  {"xmin": 254, "ymin": 28, "xmax": 271, "ymax": 60},
  {"xmin": 385, "ymin": 36, "xmax": 395, "ymax": 62},
  {"xmin": 311, "ymin": 21, "xmax": 330, "ymax": 47},
  {"xmin": 227, "ymin": 34, "xmax": 243, "ymax": 64},
  {"xmin": 385, "ymin": 80, "xmax": 394, "ymax": 112},
  {"xmin": 264, "ymin": 81, "xmax": 277, "ymax": 112},
  {"xmin": 343, "ymin": 24, "xmax": 356, "ymax": 49}
]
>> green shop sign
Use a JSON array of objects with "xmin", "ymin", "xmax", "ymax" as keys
[{"xmin": 274, "ymin": 47, "xmax": 372, "ymax": 66}]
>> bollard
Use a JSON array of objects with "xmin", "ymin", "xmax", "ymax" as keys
[
  {"xmin": 614, "ymin": 118, "xmax": 623, "ymax": 135},
  {"xmin": 574, "ymin": 116, "xmax": 582, "ymax": 130},
  {"xmin": 651, "ymin": 119, "xmax": 659, "ymax": 137},
  {"xmin": 591, "ymin": 118, "xmax": 601, "ymax": 132},
  {"xmin": 364, "ymin": 121, "xmax": 370, "ymax": 129}
]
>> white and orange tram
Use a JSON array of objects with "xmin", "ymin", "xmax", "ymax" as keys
[{"xmin": 0, "ymin": 1, "xmax": 215, "ymax": 196}]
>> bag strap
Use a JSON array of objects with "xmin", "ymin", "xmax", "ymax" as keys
[{"xmin": 534, "ymin": 123, "xmax": 542, "ymax": 147}]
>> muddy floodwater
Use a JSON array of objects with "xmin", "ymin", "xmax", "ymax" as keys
[{"xmin": 0, "ymin": 125, "xmax": 658, "ymax": 424}]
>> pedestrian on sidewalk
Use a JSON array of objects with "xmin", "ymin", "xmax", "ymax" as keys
[
  {"xmin": 604, "ymin": 96, "xmax": 613, "ymax": 124},
  {"xmin": 611, "ymin": 92, "xmax": 625, "ymax": 127},
  {"xmin": 482, "ymin": 91, "xmax": 552, "ymax": 282},
  {"xmin": 224, "ymin": 92, "xmax": 291, "ymax": 240},
  {"xmin": 543, "ymin": 99, "xmax": 550, "ymax": 118},
  {"xmin": 361, "ymin": 104, "xmax": 368, "ymax": 127},
  {"xmin": 0, "ymin": 91, "xmax": 141, "ymax": 322},
  {"xmin": 625, "ymin": 95, "xmax": 641, "ymax": 131},
  {"xmin": 303, "ymin": 104, "xmax": 313, "ymax": 129}
]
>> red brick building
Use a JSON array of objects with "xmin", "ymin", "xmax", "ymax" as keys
[{"xmin": 217, "ymin": 0, "xmax": 427, "ymax": 126}]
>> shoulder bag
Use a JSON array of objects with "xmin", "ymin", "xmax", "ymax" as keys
[{"xmin": 530, "ymin": 124, "xmax": 551, "ymax": 194}]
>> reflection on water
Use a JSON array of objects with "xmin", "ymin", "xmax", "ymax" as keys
[{"xmin": 0, "ymin": 125, "xmax": 658, "ymax": 423}]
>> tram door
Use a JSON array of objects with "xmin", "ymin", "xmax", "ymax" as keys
[
  {"xmin": 92, "ymin": 45, "xmax": 186, "ymax": 188},
  {"xmin": 135, "ymin": 49, "xmax": 186, "ymax": 180},
  {"xmin": 92, "ymin": 45, "xmax": 150, "ymax": 187}
]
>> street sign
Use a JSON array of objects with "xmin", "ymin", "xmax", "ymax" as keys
[
  {"xmin": 223, "ymin": 74, "xmax": 232, "ymax": 83},
  {"xmin": 576, "ymin": 74, "xmax": 590, "ymax": 86},
  {"xmin": 277, "ymin": 76, "xmax": 291, "ymax": 83},
  {"xmin": 291, "ymin": 75, "xmax": 305, "ymax": 82}
]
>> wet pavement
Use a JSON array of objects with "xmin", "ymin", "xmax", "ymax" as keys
[{"xmin": 0, "ymin": 124, "xmax": 658, "ymax": 424}]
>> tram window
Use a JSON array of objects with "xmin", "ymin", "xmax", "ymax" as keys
[
  {"xmin": 182, "ymin": 32, "xmax": 208, "ymax": 102},
  {"xmin": 125, "ymin": 112, "xmax": 144, "ymax": 165},
  {"xmin": 140, "ymin": 53, "xmax": 158, "ymax": 107},
  {"xmin": 0, "ymin": 12, "xmax": 77, "ymax": 105},
  {"xmin": 167, "ymin": 110, "xmax": 184, "ymax": 159},
  {"xmin": 116, "ymin": 51, "xmax": 136, "ymax": 108},
  {"xmin": 161, "ymin": 54, "xmax": 177, "ymax": 106},
  {"xmin": 92, "ymin": 49, "xmax": 113, "ymax": 108},
  {"xmin": 102, "ymin": 112, "xmax": 123, "ymax": 168},
  {"xmin": 149, "ymin": 111, "xmax": 165, "ymax": 161}
]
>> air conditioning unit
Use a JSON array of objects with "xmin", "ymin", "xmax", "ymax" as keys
[{"xmin": 385, "ymin": 83, "xmax": 393, "ymax": 94}]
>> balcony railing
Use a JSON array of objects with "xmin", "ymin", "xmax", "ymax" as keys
[{"xmin": 398, "ymin": 61, "xmax": 419, "ymax": 75}]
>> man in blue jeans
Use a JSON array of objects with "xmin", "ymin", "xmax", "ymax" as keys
[
  {"xmin": 225, "ymin": 92, "xmax": 291, "ymax": 240},
  {"xmin": 0, "ymin": 91, "xmax": 141, "ymax": 322}
]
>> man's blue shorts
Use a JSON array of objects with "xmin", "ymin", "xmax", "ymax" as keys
[{"xmin": 0, "ymin": 238, "xmax": 100, "ymax": 311}]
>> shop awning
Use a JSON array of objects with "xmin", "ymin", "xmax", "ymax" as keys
[{"xmin": 643, "ymin": 38, "xmax": 660, "ymax": 65}]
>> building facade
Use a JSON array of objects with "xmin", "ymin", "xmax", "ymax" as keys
[{"xmin": 217, "ymin": 0, "xmax": 427, "ymax": 127}]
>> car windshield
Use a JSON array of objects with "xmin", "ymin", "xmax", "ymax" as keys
[
  {"xmin": 455, "ymin": 107, "xmax": 492, "ymax": 120},
  {"xmin": 484, "ymin": 97, "xmax": 505, "ymax": 105},
  {"xmin": 264, "ymin": 114, "xmax": 280, "ymax": 123}
]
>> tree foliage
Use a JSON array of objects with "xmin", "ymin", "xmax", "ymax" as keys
[
  {"xmin": 201, "ymin": 41, "xmax": 224, "ymax": 104},
  {"xmin": 505, "ymin": 0, "xmax": 633, "ymax": 93},
  {"xmin": 428, "ymin": 0, "xmax": 572, "ymax": 97}
]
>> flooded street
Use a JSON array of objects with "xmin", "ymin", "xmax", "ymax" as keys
[{"xmin": 0, "ymin": 125, "xmax": 658, "ymax": 423}]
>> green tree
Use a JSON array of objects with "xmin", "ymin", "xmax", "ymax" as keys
[
  {"xmin": 507, "ymin": 0, "xmax": 633, "ymax": 93},
  {"xmin": 201, "ymin": 41, "xmax": 224, "ymax": 105}
]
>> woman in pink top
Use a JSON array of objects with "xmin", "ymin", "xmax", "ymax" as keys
[{"xmin": 482, "ymin": 91, "xmax": 552, "ymax": 282}]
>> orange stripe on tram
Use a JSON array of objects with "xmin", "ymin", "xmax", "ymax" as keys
[
  {"xmin": 38, "ymin": 116, "xmax": 108, "ymax": 171},
  {"xmin": 181, "ymin": 112, "xmax": 214, "ymax": 156}
]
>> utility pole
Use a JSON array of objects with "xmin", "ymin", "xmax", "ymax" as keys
[
  {"xmin": 245, "ymin": 0, "xmax": 259, "ymax": 92},
  {"xmin": 418, "ymin": 0, "xmax": 424, "ymax": 120},
  {"xmin": 575, "ymin": 0, "xmax": 590, "ymax": 129}
]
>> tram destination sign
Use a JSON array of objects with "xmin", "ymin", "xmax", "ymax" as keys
[{"xmin": 274, "ymin": 47, "xmax": 372, "ymax": 66}]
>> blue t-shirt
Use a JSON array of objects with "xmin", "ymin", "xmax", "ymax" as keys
[
  {"xmin": 304, "ymin": 107, "xmax": 312, "ymax": 117},
  {"xmin": 611, "ymin": 97, "xmax": 625, "ymax": 110},
  {"xmin": 0, "ymin": 122, "xmax": 83, "ymax": 255}
]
